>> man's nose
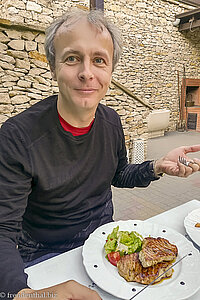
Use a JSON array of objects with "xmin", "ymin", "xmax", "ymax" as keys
[{"xmin": 78, "ymin": 61, "xmax": 94, "ymax": 81}]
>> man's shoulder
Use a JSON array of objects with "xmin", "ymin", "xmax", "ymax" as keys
[
  {"xmin": 1, "ymin": 95, "xmax": 58, "ymax": 143},
  {"xmin": 97, "ymin": 103, "xmax": 121, "ymax": 126}
]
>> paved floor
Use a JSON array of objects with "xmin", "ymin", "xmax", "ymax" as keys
[{"xmin": 112, "ymin": 131, "xmax": 200, "ymax": 221}]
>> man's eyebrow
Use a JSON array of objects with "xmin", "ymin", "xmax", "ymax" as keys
[
  {"xmin": 62, "ymin": 49, "xmax": 109, "ymax": 57},
  {"xmin": 62, "ymin": 49, "xmax": 81, "ymax": 57},
  {"xmin": 93, "ymin": 50, "xmax": 109, "ymax": 59},
  {"xmin": 93, "ymin": 51, "xmax": 112, "ymax": 64},
  {"xmin": 60, "ymin": 49, "xmax": 111, "ymax": 62}
]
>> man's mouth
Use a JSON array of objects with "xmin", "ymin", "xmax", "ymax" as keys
[{"xmin": 76, "ymin": 88, "xmax": 97, "ymax": 94}]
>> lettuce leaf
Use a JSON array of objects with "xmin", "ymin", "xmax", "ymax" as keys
[{"xmin": 104, "ymin": 226, "xmax": 143, "ymax": 256}]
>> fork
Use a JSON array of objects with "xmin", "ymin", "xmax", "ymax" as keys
[{"xmin": 178, "ymin": 156, "xmax": 191, "ymax": 167}]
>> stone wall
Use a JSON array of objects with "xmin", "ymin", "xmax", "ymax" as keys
[
  {"xmin": 0, "ymin": 0, "xmax": 200, "ymax": 160},
  {"xmin": 0, "ymin": 26, "xmax": 58, "ymax": 121}
]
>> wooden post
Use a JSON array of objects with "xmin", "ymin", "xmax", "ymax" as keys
[{"xmin": 90, "ymin": 0, "xmax": 104, "ymax": 11}]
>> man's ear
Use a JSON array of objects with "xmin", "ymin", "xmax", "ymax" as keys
[{"xmin": 50, "ymin": 65, "xmax": 57, "ymax": 81}]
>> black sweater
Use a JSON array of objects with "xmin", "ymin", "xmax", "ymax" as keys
[{"xmin": 0, "ymin": 95, "xmax": 158, "ymax": 295}]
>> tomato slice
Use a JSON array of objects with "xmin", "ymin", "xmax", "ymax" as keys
[{"xmin": 107, "ymin": 251, "xmax": 121, "ymax": 266}]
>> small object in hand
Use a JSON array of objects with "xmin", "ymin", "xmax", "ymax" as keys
[
  {"xmin": 178, "ymin": 156, "xmax": 192, "ymax": 167},
  {"xmin": 195, "ymin": 223, "xmax": 200, "ymax": 228}
]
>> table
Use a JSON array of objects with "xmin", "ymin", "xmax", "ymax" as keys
[{"xmin": 25, "ymin": 199, "xmax": 200, "ymax": 300}]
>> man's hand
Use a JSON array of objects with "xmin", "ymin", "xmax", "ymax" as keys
[
  {"xmin": 154, "ymin": 145, "xmax": 200, "ymax": 177},
  {"xmin": 14, "ymin": 280, "xmax": 102, "ymax": 300}
]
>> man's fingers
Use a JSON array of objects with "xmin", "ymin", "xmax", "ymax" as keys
[
  {"xmin": 184, "ymin": 145, "xmax": 200, "ymax": 154},
  {"xmin": 65, "ymin": 280, "xmax": 102, "ymax": 300},
  {"xmin": 193, "ymin": 158, "xmax": 200, "ymax": 170},
  {"xmin": 177, "ymin": 161, "xmax": 193, "ymax": 177},
  {"xmin": 177, "ymin": 161, "xmax": 187, "ymax": 177},
  {"xmin": 189, "ymin": 161, "xmax": 200, "ymax": 172}
]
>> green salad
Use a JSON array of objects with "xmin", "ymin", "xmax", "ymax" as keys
[{"xmin": 104, "ymin": 226, "xmax": 143, "ymax": 256}]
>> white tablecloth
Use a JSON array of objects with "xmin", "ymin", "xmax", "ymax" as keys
[{"xmin": 25, "ymin": 199, "xmax": 200, "ymax": 300}]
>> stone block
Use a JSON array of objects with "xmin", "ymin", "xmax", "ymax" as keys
[
  {"xmin": 22, "ymin": 31, "xmax": 37, "ymax": 41},
  {"xmin": 15, "ymin": 58, "xmax": 30, "ymax": 70},
  {"xmin": 0, "ymin": 104, "xmax": 14, "ymax": 113},
  {"xmin": 25, "ymin": 41, "xmax": 37, "ymax": 51},
  {"xmin": 8, "ymin": 0, "xmax": 26, "ymax": 10},
  {"xmin": 0, "ymin": 54, "xmax": 15, "ymax": 64},
  {"xmin": 0, "ymin": 93, "xmax": 11, "ymax": 104},
  {"xmin": 12, "ymin": 86, "xmax": 26, "ymax": 91},
  {"xmin": 3, "ymin": 81, "xmax": 17, "ymax": 88},
  {"xmin": 30, "ymin": 59, "xmax": 48, "ymax": 69},
  {"xmin": 28, "ymin": 67, "xmax": 44, "ymax": 76},
  {"xmin": 13, "ymin": 105, "xmax": 30, "ymax": 114},
  {"xmin": 0, "ymin": 42, "xmax": 8, "ymax": 51},
  {"xmin": 29, "ymin": 52, "xmax": 48, "ymax": 64},
  {"xmin": 4, "ymin": 29, "xmax": 22, "ymax": 40},
  {"xmin": 0, "ymin": 61, "xmax": 14, "ymax": 70},
  {"xmin": 38, "ymin": 15, "xmax": 53, "ymax": 24},
  {"xmin": 42, "ymin": 71, "xmax": 52, "ymax": 79},
  {"xmin": 35, "ymin": 33, "xmax": 45, "ymax": 43},
  {"xmin": 0, "ymin": 88, "xmax": 8, "ymax": 93},
  {"xmin": 27, "ymin": 87, "xmax": 42, "ymax": 94},
  {"xmin": 38, "ymin": 43, "xmax": 45, "ymax": 55},
  {"xmin": 8, "ymin": 40, "xmax": 24, "ymax": 51},
  {"xmin": 7, "ymin": 50, "xmax": 28, "ymax": 59},
  {"xmin": 14, "ymin": 103, "xmax": 30, "ymax": 109},
  {"xmin": 35, "ymin": 76, "xmax": 51, "ymax": 86},
  {"xmin": 1, "ymin": 75, "xmax": 18, "ymax": 82},
  {"xmin": 28, "ymin": 93, "xmax": 42, "ymax": 99},
  {"xmin": 33, "ymin": 82, "xmax": 50, "ymax": 91},
  {"xmin": 9, "ymin": 91, "xmax": 26, "ymax": 97},
  {"xmin": 26, "ymin": 1, "xmax": 42, "ymax": 13},
  {"xmin": 52, "ymin": 87, "xmax": 59, "ymax": 93},
  {"xmin": 7, "ymin": 7, "xmax": 19, "ymax": 14},
  {"xmin": 0, "ymin": 32, "xmax": 10, "ymax": 43},
  {"xmin": 14, "ymin": 67, "xmax": 29, "ymax": 74},
  {"xmin": 17, "ymin": 80, "xmax": 32, "ymax": 88},
  {"xmin": 11, "ymin": 95, "xmax": 30, "ymax": 104},
  {"xmin": 9, "ymin": 15, "xmax": 24, "ymax": 23},
  {"xmin": 29, "ymin": 99, "xmax": 40, "ymax": 105},
  {"xmin": 0, "ymin": 114, "xmax": 8, "ymax": 125},
  {"xmin": 6, "ymin": 70, "xmax": 24, "ymax": 78}
]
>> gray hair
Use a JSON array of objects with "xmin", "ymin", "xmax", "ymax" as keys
[{"xmin": 44, "ymin": 8, "xmax": 123, "ymax": 72}]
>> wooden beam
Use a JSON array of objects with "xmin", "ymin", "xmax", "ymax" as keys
[
  {"xmin": 176, "ymin": 7, "xmax": 200, "ymax": 18},
  {"xmin": 111, "ymin": 79, "xmax": 153, "ymax": 110},
  {"xmin": 179, "ymin": 18, "xmax": 200, "ymax": 30},
  {"xmin": 90, "ymin": 0, "xmax": 104, "ymax": 11},
  {"xmin": 179, "ymin": 0, "xmax": 200, "ymax": 7}
]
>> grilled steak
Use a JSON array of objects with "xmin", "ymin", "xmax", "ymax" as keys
[
  {"xmin": 117, "ymin": 252, "xmax": 173, "ymax": 284},
  {"xmin": 139, "ymin": 237, "xmax": 178, "ymax": 268}
]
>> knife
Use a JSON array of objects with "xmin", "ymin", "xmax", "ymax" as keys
[{"xmin": 129, "ymin": 253, "xmax": 190, "ymax": 300}]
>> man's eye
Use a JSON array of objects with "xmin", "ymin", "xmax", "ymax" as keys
[
  {"xmin": 94, "ymin": 58, "xmax": 105, "ymax": 64},
  {"xmin": 66, "ymin": 56, "xmax": 78, "ymax": 63}
]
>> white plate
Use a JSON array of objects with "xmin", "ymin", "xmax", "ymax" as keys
[
  {"xmin": 82, "ymin": 220, "xmax": 200, "ymax": 300},
  {"xmin": 184, "ymin": 208, "xmax": 200, "ymax": 247}
]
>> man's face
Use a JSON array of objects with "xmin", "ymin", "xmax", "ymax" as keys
[{"xmin": 52, "ymin": 18, "xmax": 113, "ymax": 112}]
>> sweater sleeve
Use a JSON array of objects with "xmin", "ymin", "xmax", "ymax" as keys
[
  {"xmin": 112, "ymin": 160, "xmax": 160, "ymax": 188},
  {"xmin": 112, "ymin": 122, "xmax": 159, "ymax": 188},
  {"xmin": 0, "ymin": 121, "xmax": 32, "ymax": 297}
]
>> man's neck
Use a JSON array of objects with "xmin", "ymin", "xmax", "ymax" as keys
[{"xmin": 57, "ymin": 98, "xmax": 96, "ymax": 128}]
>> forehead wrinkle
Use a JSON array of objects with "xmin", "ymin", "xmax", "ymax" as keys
[
  {"xmin": 54, "ymin": 19, "xmax": 113, "ymax": 64},
  {"xmin": 55, "ymin": 18, "xmax": 108, "ymax": 41}
]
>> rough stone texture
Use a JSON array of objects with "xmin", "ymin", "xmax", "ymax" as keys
[
  {"xmin": 0, "ymin": 93, "xmax": 11, "ymax": 104},
  {"xmin": 0, "ymin": 0, "xmax": 199, "ymax": 159}
]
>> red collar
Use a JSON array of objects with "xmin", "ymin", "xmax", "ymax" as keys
[{"xmin": 58, "ymin": 113, "xmax": 94, "ymax": 136}]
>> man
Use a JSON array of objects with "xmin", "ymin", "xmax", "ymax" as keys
[{"xmin": 0, "ymin": 8, "xmax": 200, "ymax": 300}]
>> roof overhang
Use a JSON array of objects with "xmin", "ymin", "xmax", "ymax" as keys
[{"xmin": 175, "ymin": 7, "xmax": 200, "ymax": 31}]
